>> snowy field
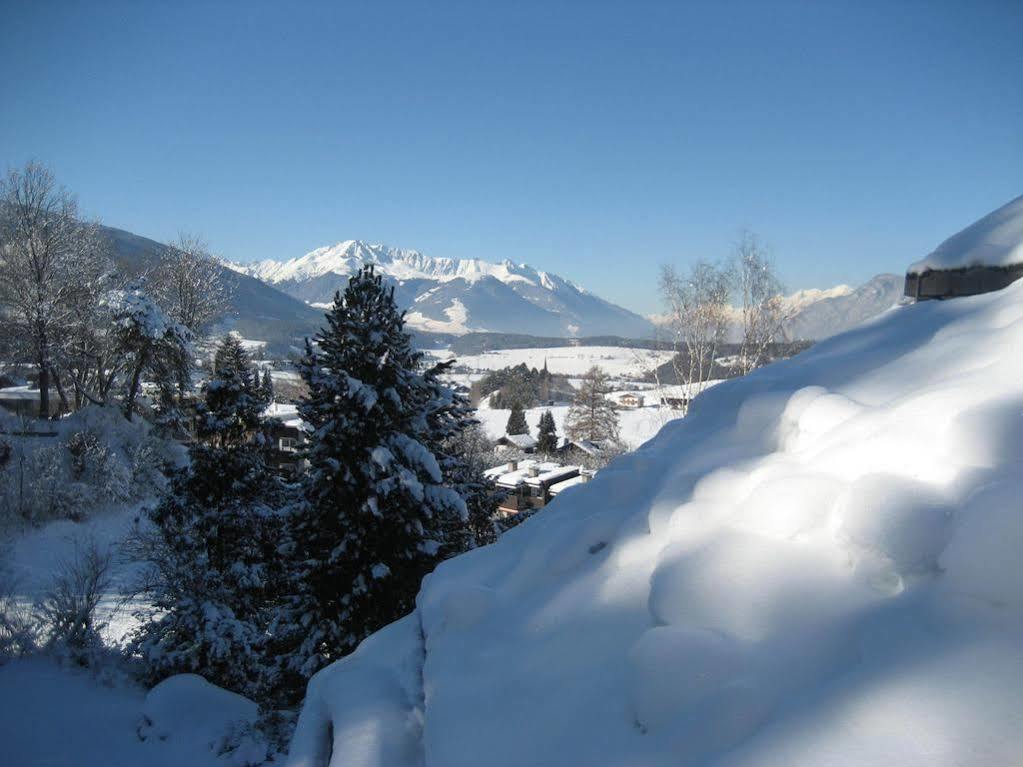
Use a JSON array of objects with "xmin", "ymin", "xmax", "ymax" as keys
[
  {"xmin": 425, "ymin": 345, "xmax": 673, "ymax": 380},
  {"xmin": 476, "ymin": 402, "xmax": 680, "ymax": 450},
  {"xmin": 287, "ymin": 279, "xmax": 1023, "ymax": 767}
]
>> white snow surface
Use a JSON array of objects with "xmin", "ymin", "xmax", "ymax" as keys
[
  {"xmin": 289, "ymin": 278, "xmax": 1023, "ymax": 767},
  {"xmin": 908, "ymin": 193, "xmax": 1023, "ymax": 274},
  {"xmin": 0, "ymin": 660, "xmax": 261, "ymax": 767}
]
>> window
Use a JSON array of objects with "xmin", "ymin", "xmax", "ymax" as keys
[{"xmin": 280, "ymin": 437, "xmax": 298, "ymax": 451}]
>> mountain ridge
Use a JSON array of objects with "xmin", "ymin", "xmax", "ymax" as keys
[{"xmin": 228, "ymin": 240, "xmax": 652, "ymax": 338}]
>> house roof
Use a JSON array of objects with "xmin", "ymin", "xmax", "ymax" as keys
[
  {"xmin": 491, "ymin": 460, "xmax": 561, "ymax": 489},
  {"xmin": 498, "ymin": 433, "xmax": 538, "ymax": 449},
  {"xmin": 525, "ymin": 465, "xmax": 580, "ymax": 488},
  {"xmin": 548, "ymin": 474, "xmax": 588, "ymax": 496}
]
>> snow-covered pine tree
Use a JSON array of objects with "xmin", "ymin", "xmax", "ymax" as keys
[
  {"xmin": 422, "ymin": 359, "xmax": 500, "ymax": 549},
  {"xmin": 565, "ymin": 365, "xmax": 620, "ymax": 445},
  {"xmin": 281, "ymin": 266, "xmax": 465, "ymax": 684},
  {"xmin": 506, "ymin": 403, "xmax": 529, "ymax": 436},
  {"xmin": 536, "ymin": 409, "xmax": 559, "ymax": 455},
  {"xmin": 131, "ymin": 336, "xmax": 283, "ymax": 699}
]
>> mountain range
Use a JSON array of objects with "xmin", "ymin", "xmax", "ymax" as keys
[
  {"xmin": 101, "ymin": 227, "xmax": 904, "ymax": 350},
  {"xmin": 227, "ymin": 240, "xmax": 654, "ymax": 339}
]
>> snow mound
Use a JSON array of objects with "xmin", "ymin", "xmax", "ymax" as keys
[
  {"xmin": 289, "ymin": 279, "xmax": 1023, "ymax": 766},
  {"xmin": 141, "ymin": 674, "xmax": 266, "ymax": 766},
  {"xmin": 908, "ymin": 193, "xmax": 1023, "ymax": 273}
]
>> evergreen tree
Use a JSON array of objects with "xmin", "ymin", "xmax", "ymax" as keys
[
  {"xmin": 281, "ymin": 266, "xmax": 465, "ymax": 683},
  {"xmin": 261, "ymin": 368, "xmax": 275, "ymax": 403},
  {"xmin": 565, "ymin": 365, "xmax": 620, "ymax": 445},
  {"xmin": 506, "ymin": 403, "xmax": 529, "ymax": 436},
  {"xmin": 422, "ymin": 359, "xmax": 500, "ymax": 550},
  {"xmin": 199, "ymin": 335, "xmax": 268, "ymax": 446},
  {"xmin": 131, "ymin": 337, "xmax": 283, "ymax": 699},
  {"xmin": 536, "ymin": 409, "xmax": 558, "ymax": 455}
]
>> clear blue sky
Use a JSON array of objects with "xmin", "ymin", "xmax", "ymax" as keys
[{"xmin": 2, "ymin": 1, "xmax": 1021, "ymax": 315}]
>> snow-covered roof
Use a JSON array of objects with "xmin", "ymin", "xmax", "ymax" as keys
[
  {"xmin": 0, "ymin": 386, "xmax": 43, "ymax": 401},
  {"xmin": 492, "ymin": 461, "xmax": 562, "ymax": 489},
  {"xmin": 498, "ymin": 433, "xmax": 538, "ymax": 449},
  {"xmin": 562, "ymin": 439, "xmax": 604, "ymax": 456},
  {"xmin": 547, "ymin": 474, "xmax": 588, "ymax": 496},
  {"xmin": 907, "ymin": 193, "xmax": 1023, "ymax": 274},
  {"xmin": 525, "ymin": 465, "xmax": 580, "ymax": 488}
]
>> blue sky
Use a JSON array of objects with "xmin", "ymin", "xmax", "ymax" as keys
[{"xmin": 1, "ymin": 1, "xmax": 1021, "ymax": 315}]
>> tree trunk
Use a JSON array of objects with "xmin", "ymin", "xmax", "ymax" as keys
[{"xmin": 37, "ymin": 353, "xmax": 50, "ymax": 420}]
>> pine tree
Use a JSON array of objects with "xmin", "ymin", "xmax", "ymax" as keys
[
  {"xmin": 261, "ymin": 368, "xmax": 275, "ymax": 403},
  {"xmin": 422, "ymin": 359, "xmax": 500, "ymax": 549},
  {"xmin": 131, "ymin": 337, "xmax": 283, "ymax": 699},
  {"xmin": 506, "ymin": 403, "xmax": 529, "ymax": 435},
  {"xmin": 565, "ymin": 365, "xmax": 620, "ymax": 445},
  {"xmin": 200, "ymin": 335, "xmax": 268, "ymax": 446},
  {"xmin": 280, "ymin": 266, "xmax": 465, "ymax": 683},
  {"xmin": 536, "ymin": 409, "xmax": 559, "ymax": 455}
]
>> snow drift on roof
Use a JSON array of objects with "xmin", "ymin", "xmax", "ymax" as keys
[{"xmin": 908, "ymin": 193, "xmax": 1023, "ymax": 274}]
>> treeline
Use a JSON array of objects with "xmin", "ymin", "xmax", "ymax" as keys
[{"xmin": 470, "ymin": 363, "xmax": 574, "ymax": 409}]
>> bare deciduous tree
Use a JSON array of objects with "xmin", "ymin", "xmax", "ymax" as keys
[
  {"xmin": 658, "ymin": 260, "xmax": 732, "ymax": 412},
  {"xmin": 151, "ymin": 233, "xmax": 231, "ymax": 334},
  {"xmin": 0, "ymin": 162, "xmax": 109, "ymax": 418},
  {"xmin": 734, "ymin": 230, "xmax": 786, "ymax": 375}
]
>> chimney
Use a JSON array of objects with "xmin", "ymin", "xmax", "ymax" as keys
[
  {"xmin": 509, "ymin": 460, "xmax": 518, "ymax": 472},
  {"xmin": 580, "ymin": 471, "xmax": 592, "ymax": 483},
  {"xmin": 528, "ymin": 466, "xmax": 540, "ymax": 478}
]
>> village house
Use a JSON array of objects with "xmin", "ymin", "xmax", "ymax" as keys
[
  {"xmin": 0, "ymin": 386, "xmax": 62, "ymax": 418},
  {"xmin": 484, "ymin": 458, "xmax": 590, "ymax": 517},
  {"xmin": 495, "ymin": 433, "xmax": 538, "ymax": 453},
  {"xmin": 263, "ymin": 402, "xmax": 308, "ymax": 477},
  {"xmin": 615, "ymin": 392, "xmax": 645, "ymax": 409}
]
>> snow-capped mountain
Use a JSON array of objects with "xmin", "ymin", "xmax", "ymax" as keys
[
  {"xmin": 228, "ymin": 241, "xmax": 654, "ymax": 338},
  {"xmin": 650, "ymin": 276, "xmax": 903, "ymax": 342},
  {"xmin": 782, "ymin": 273, "xmax": 903, "ymax": 340}
]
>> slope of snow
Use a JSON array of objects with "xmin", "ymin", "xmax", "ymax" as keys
[
  {"xmin": 289, "ymin": 278, "xmax": 1023, "ymax": 767},
  {"xmin": 908, "ymin": 194, "xmax": 1023, "ymax": 274}
]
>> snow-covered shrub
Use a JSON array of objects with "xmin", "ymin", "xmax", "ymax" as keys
[
  {"xmin": 0, "ymin": 550, "xmax": 37, "ymax": 660},
  {"xmin": 128, "ymin": 439, "xmax": 167, "ymax": 494},
  {"xmin": 36, "ymin": 540, "xmax": 112, "ymax": 667}
]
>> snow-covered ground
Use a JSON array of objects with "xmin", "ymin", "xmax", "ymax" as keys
[
  {"xmin": 0, "ymin": 660, "xmax": 268, "ymax": 767},
  {"xmin": 475, "ymin": 403, "xmax": 680, "ymax": 451},
  {"xmin": 425, "ymin": 345, "xmax": 673, "ymax": 380},
  {"xmin": 288, "ymin": 278, "xmax": 1023, "ymax": 766}
]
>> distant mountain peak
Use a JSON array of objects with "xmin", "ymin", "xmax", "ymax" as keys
[{"xmin": 228, "ymin": 240, "xmax": 652, "ymax": 338}]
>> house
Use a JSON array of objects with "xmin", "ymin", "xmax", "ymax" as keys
[
  {"xmin": 616, "ymin": 392, "xmax": 645, "ymax": 409},
  {"xmin": 495, "ymin": 433, "xmax": 538, "ymax": 453},
  {"xmin": 904, "ymin": 193, "xmax": 1023, "ymax": 301},
  {"xmin": 557, "ymin": 438, "xmax": 605, "ymax": 459},
  {"xmin": 263, "ymin": 402, "xmax": 308, "ymax": 477},
  {"xmin": 0, "ymin": 386, "xmax": 62, "ymax": 418},
  {"xmin": 484, "ymin": 458, "xmax": 582, "ymax": 517}
]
